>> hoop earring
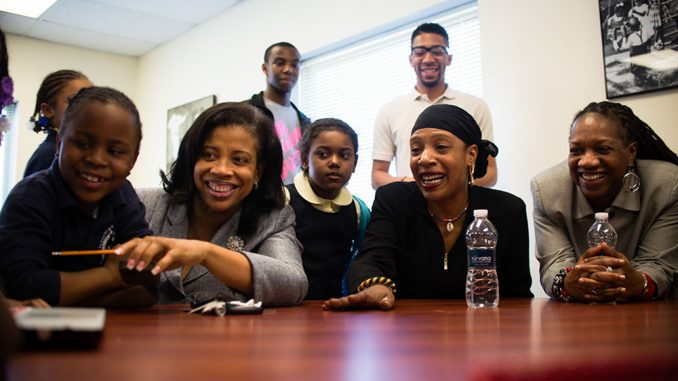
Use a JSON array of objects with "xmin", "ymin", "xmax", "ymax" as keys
[
  {"xmin": 468, "ymin": 163, "xmax": 475, "ymax": 187},
  {"xmin": 623, "ymin": 165, "xmax": 640, "ymax": 193}
]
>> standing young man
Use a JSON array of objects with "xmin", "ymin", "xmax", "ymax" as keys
[
  {"xmin": 371, "ymin": 23, "xmax": 497, "ymax": 189},
  {"xmin": 247, "ymin": 42, "xmax": 311, "ymax": 185}
]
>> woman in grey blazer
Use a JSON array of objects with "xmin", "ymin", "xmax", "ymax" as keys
[
  {"xmin": 118, "ymin": 103, "xmax": 307, "ymax": 306},
  {"xmin": 531, "ymin": 101, "xmax": 678, "ymax": 303}
]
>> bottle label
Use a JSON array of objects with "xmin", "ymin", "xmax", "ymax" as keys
[{"xmin": 467, "ymin": 248, "xmax": 495, "ymax": 268}]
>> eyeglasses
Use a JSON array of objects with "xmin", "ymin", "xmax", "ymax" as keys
[{"xmin": 411, "ymin": 45, "xmax": 448, "ymax": 58}]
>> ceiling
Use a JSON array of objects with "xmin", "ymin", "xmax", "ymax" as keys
[{"xmin": 0, "ymin": 0, "xmax": 242, "ymax": 57}]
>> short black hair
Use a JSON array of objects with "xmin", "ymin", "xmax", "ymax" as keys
[
  {"xmin": 299, "ymin": 118, "xmax": 359, "ymax": 169},
  {"xmin": 411, "ymin": 22, "xmax": 449, "ymax": 46},
  {"xmin": 60, "ymin": 86, "xmax": 142, "ymax": 153},
  {"xmin": 162, "ymin": 102, "xmax": 284, "ymax": 238},
  {"xmin": 263, "ymin": 42, "xmax": 299, "ymax": 63}
]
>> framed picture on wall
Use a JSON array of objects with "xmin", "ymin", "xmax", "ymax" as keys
[
  {"xmin": 166, "ymin": 95, "xmax": 216, "ymax": 173},
  {"xmin": 598, "ymin": 0, "xmax": 678, "ymax": 98}
]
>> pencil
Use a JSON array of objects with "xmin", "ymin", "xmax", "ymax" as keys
[{"xmin": 51, "ymin": 249, "xmax": 118, "ymax": 256}]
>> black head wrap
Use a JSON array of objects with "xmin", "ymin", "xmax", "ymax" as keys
[{"xmin": 411, "ymin": 104, "xmax": 498, "ymax": 179}]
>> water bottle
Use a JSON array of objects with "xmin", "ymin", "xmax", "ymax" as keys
[
  {"xmin": 465, "ymin": 209, "xmax": 499, "ymax": 308},
  {"xmin": 587, "ymin": 212, "xmax": 618, "ymax": 248}
]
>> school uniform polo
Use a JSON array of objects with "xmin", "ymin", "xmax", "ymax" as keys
[
  {"xmin": 0, "ymin": 162, "xmax": 151, "ymax": 305},
  {"xmin": 23, "ymin": 129, "xmax": 57, "ymax": 178}
]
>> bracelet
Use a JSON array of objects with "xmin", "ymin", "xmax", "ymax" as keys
[
  {"xmin": 357, "ymin": 276, "xmax": 397, "ymax": 294},
  {"xmin": 641, "ymin": 272, "xmax": 656, "ymax": 301},
  {"xmin": 551, "ymin": 267, "xmax": 573, "ymax": 302}
]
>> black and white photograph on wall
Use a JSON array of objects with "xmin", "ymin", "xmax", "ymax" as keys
[
  {"xmin": 598, "ymin": 0, "xmax": 678, "ymax": 98},
  {"xmin": 166, "ymin": 95, "xmax": 216, "ymax": 173}
]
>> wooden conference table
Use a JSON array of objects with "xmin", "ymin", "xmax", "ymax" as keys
[{"xmin": 8, "ymin": 299, "xmax": 678, "ymax": 381}]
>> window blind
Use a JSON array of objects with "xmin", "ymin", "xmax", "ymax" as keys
[
  {"xmin": 298, "ymin": 3, "xmax": 481, "ymax": 207},
  {"xmin": 0, "ymin": 102, "xmax": 17, "ymax": 208}
]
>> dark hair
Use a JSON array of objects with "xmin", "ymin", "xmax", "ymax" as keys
[
  {"xmin": 263, "ymin": 42, "xmax": 299, "ymax": 63},
  {"xmin": 573, "ymin": 101, "xmax": 678, "ymax": 165},
  {"xmin": 60, "ymin": 86, "xmax": 142, "ymax": 153},
  {"xmin": 161, "ymin": 102, "xmax": 284, "ymax": 237},
  {"xmin": 299, "ymin": 118, "xmax": 359, "ymax": 169},
  {"xmin": 411, "ymin": 23, "xmax": 449, "ymax": 46},
  {"xmin": 0, "ymin": 28, "xmax": 8, "ymax": 79},
  {"xmin": 627, "ymin": 16, "xmax": 640, "ymax": 31},
  {"xmin": 31, "ymin": 69, "xmax": 89, "ymax": 133}
]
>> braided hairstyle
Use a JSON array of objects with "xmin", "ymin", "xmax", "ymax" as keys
[
  {"xmin": 573, "ymin": 101, "xmax": 678, "ymax": 165},
  {"xmin": 30, "ymin": 69, "xmax": 89, "ymax": 133},
  {"xmin": 60, "ymin": 86, "xmax": 142, "ymax": 154}
]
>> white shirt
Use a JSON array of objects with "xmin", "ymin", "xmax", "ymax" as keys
[{"xmin": 372, "ymin": 86, "xmax": 494, "ymax": 177}]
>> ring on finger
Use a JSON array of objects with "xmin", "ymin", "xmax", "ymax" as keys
[
  {"xmin": 605, "ymin": 266, "xmax": 613, "ymax": 272},
  {"xmin": 591, "ymin": 287, "xmax": 598, "ymax": 295}
]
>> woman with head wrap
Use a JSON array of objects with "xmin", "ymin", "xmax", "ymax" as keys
[{"xmin": 324, "ymin": 104, "xmax": 533, "ymax": 310}]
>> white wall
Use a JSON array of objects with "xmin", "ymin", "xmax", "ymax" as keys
[
  {"xmin": 133, "ymin": 0, "xmax": 449, "ymax": 186},
  {"xmin": 5, "ymin": 35, "xmax": 138, "ymax": 180},
  {"xmin": 479, "ymin": 0, "xmax": 678, "ymax": 296}
]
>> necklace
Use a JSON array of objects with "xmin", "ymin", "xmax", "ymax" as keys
[
  {"xmin": 428, "ymin": 201, "xmax": 470, "ymax": 271},
  {"xmin": 428, "ymin": 201, "xmax": 470, "ymax": 233}
]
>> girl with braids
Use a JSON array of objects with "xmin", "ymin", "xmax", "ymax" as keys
[
  {"xmin": 531, "ymin": 101, "xmax": 678, "ymax": 303},
  {"xmin": 23, "ymin": 69, "xmax": 92, "ymax": 177},
  {"xmin": 0, "ymin": 87, "xmax": 154, "ymax": 307}
]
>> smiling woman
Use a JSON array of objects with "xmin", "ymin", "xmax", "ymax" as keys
[
  {"xmin": 324, "ymin": 104, "xmax": 532, "ymax": 311},
  {"xmin": 531, "ymin": 101, "xmax": 678, "ymax": 303},
  {"xmin": 118, "ymin": 102, "xmax": 308, "ymax": 307}
]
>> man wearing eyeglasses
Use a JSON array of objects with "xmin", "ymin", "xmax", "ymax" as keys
[{"xmin": 371, "ymin": 23, "xmax": 496, "ymax": 189}]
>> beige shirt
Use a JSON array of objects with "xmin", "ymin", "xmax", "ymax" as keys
[{"xmin": 531, "ymin": 160, "xmax": 678, "ymax": 298}]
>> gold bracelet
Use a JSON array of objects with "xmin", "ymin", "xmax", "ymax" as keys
[{"xmin": 357, "ymin": 276, "xmax": 397, "ymax": 294}]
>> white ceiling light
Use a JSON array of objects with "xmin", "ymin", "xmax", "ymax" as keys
[{"xmin": 0, "ymin": 0, "xmax": 58, "ymax": 18}]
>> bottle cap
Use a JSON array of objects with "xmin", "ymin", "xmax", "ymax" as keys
[
  {"xmin": 594, "ymin": 212, "xmax": 609, "ymax": 220},
  {"xmin": 473, "ymin": 209, "xmax": 488, "ymax": 218}
]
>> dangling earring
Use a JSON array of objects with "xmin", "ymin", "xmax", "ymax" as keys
[
  {"xmin": 468, "ymin": 163, "xmax": 475, "ymax": 187},
  {"xmin": 254, "ymin": 181, "xmax": 259, "ymax": 190},
  {"xmin": 38, "ymin": 115, "xmax": 49, "ymax": 128},
  {"xmin": 30, "ymin": 114, "xmax": 50, "ymax": 133},
  {"xmin": 623, "ymin": 164, "xmax": 640, "ymax": 192}
]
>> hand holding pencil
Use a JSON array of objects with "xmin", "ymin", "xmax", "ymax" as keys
[
  {"xmin": 51, "ymin": 248, "xmax": 159, "ymax": 286},
  {"xmin": 52, "ymin": 249, "xmax": 119, "ymax": 256}
]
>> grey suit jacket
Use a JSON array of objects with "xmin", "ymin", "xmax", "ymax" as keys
[
  {"xmin": 531, "ymin": 160, "xmax": 678, "ymax": 298},
  {"xmin": 137, "ymin": 188, "xmax": 308, "ymax": 306}
]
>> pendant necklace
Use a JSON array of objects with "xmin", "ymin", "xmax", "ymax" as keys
[
  {"xmin": 428, "ymin": 201, "xmax": 470, "ymax": 233},
  {"xmin": 428, "ymin": 201, "xmax": 470, "ymax": 270}
]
